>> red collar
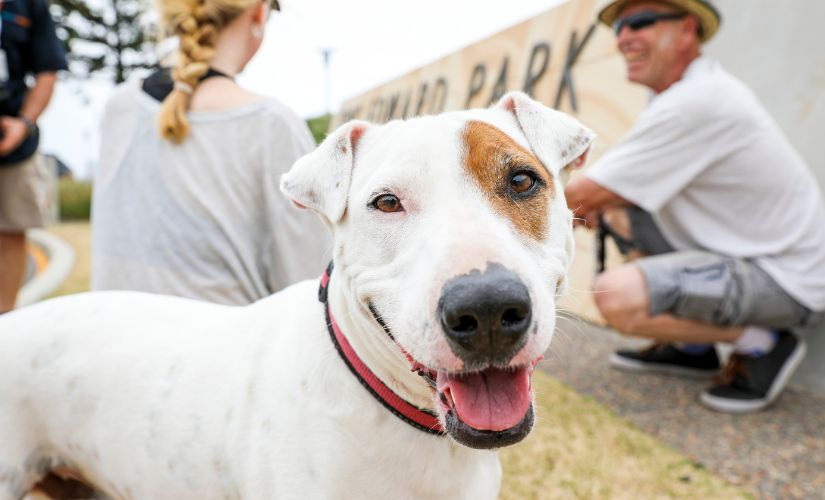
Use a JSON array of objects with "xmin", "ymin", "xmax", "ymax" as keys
[{"xmin": 319, "ymin": 262, "xmax": 445, "ymax": 435}]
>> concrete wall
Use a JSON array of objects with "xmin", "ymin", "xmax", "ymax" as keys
[
  {"xmin": 704, "ymin": 1, "xmax": 825, "ymax": 393},
  {"xmin": 706, "ymin": 1, "xmax": 825, "ymax": 188}
]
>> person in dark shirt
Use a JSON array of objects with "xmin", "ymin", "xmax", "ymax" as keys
[{"xmin": 0, "ymin": 0, "xmax": 67, "ymax": 313}]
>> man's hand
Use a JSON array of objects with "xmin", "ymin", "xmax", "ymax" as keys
[
  {"xmin": 564, "ymin": 175, "xmax": 629, "ymax": 231},
  {"xmin": 0, "ymin": 71, "xmax": 60, "ymax": 157},
  {"xmin": 0, "ymin": 117, "xmax": 30, "ymax": 156}
]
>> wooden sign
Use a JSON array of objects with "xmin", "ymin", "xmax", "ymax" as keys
[{"xmin": 332, "ymin": 0, "xmax": 646, "ymax": 151}]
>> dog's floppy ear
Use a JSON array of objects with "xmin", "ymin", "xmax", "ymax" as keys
[
  {"xmin": 280, "ymin": 120, "xmax": 370, "ymax": 224},
  {"xmin": 496, "ymin": 91, "xmax": 596, "ymax": 179}
]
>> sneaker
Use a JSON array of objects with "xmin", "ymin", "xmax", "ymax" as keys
[
  {"xmin": 609, "ymin": 343, "xmax": 720, "ymax": 378},
  {"xmin": 700, "ymin": 331, "xmax": 807, "ymax": 414}
]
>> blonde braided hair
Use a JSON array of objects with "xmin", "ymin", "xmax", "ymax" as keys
[{"xmin": 155, "ymin": 0, "xmax": 262, "ymax": 143}]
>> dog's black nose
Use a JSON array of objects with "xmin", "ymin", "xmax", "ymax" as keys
[{"xmin": 438, "ymin": 263, "xmax": 531, "ymax": 366}]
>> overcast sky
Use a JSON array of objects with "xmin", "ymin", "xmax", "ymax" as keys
[{"xmin": 39, "ymin": 0, "xmax": 567, "ymax": 179}]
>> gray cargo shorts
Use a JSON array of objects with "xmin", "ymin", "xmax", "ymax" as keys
[{"xmin": 608, "ymin": 207, "xmax": 823, "ymax": 329}]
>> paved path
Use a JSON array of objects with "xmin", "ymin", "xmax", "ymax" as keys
[
  {"xmin": 18, "ymin": 229, "xmax": 75, "ymax": 307},
  {"xmin": 539, "ymin": 316, "xmax": 825, "ymax": 499}
]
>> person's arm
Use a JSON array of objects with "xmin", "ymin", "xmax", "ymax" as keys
[
  {"xmin": 20, "ymin": 71, "xmax": 58, "ymax": 122},
  {"xmin": 0, "ymin": 72, "xmax": 58, "ymax": 155},
  {"xmin": 564, "ymin": 175, "xmax": 631, "ymax": 229}
]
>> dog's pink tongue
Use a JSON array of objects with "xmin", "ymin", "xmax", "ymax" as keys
[{"xmin": 440, "ymin": 367, "xmax": 531, "ymax": 431}]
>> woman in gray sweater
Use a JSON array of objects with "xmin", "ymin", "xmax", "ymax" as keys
[{"xmin": 92, "ymin": 0, "xmax": 329, "ymax": 305}]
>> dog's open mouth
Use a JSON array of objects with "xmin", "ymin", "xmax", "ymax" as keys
[
  {"xmin": 439, "ymin": 365, "xmax": 534, "ymax": 449},
  {"xmin": 414, "ymin": 361, "xmax": 537, "ymax": 449}
]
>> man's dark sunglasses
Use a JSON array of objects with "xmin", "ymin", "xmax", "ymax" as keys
[{"xmin": 612, "ymin": 11, "xmax": 687, "ymax": 35}]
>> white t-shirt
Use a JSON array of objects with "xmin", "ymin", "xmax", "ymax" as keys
[
  {"xmin": 91, "ymin": 78, "xmax": 331, "ymax": 305},
  {"xmin": 587, "ymin": 56, "xmax": 825, "ymax": 311}
]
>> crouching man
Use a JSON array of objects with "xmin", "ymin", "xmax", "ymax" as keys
[{"xmin": 566, "ymin": 0, "xmax": 825, "ymax": 413}]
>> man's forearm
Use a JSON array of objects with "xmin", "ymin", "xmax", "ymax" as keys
[{"xmin": 19, "ymin": 72, "xmax": 58, "ymax": 122}]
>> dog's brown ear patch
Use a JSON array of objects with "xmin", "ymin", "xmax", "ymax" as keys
[{"xmin": 462, "ymin": 120, "xmax": 553, "ymax": 241}]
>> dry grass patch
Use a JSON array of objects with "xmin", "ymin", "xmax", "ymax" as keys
[
  {"xmin": 46, "ymin": 221, "xmax": 92, "ymax": 296},
  {"xmin": 500, "ymin": 371, "xmax": 751, "ymax": 499}
]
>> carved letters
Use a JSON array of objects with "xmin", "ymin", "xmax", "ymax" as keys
[{"xmin": 336, "ymin": 24, "xmax": 597, "ymax": 124}]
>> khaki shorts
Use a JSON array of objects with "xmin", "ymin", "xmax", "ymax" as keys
[{"xmin": 0, "ymin": 153, "xmax": 52, "ymax": 232}]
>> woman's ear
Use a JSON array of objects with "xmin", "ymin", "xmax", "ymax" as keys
[{"xmin": 252, "ymin": 1, "xmax": 268, "ymax": 30}]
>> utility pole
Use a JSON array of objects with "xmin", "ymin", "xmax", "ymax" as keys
[{"xmin": 320, "ymin": 48, "xmax": 333, "ymax": 116}]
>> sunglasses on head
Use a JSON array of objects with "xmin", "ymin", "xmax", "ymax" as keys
[{"xmin": 612, "ymin": 10, "xmax": 687, "ymax": 35}]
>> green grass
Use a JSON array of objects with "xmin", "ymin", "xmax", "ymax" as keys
[
  {"xmin": 45, "ymin": 222, "xmax": 751, "ymax": 499},
  {"xmin": 306, "ymin": 114, "xmax": 332, "ymax": 144},
  {"xmin": 57, "ymin": 179, "xmax": 92, "ymax": 220}
]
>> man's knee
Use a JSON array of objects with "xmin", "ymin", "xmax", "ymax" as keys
[{"xmin": 593, "ymin": 265, "xmax": 649, "ymax": 335}]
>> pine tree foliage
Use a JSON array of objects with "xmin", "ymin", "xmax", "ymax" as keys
[{"xmin": 50, "ymin": 0, "xmax": 158, "ymax": 83}]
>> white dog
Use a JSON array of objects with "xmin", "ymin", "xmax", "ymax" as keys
[{"xmin": 0, "ymin": 91, "xmax": 593, "ymax": 500}]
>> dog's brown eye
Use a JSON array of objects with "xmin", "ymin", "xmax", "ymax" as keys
[
  {"xmin": 510, "ymin": 172, "xmax": 536, "ymax": 194},
  {"xmin": 372, "ymin": 194, "xmax": 403, "ymax": 213}
]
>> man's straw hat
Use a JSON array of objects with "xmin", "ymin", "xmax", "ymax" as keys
[{"xmin": 597, "ymin": 0, "xmax": 721, "ymax": 42}]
